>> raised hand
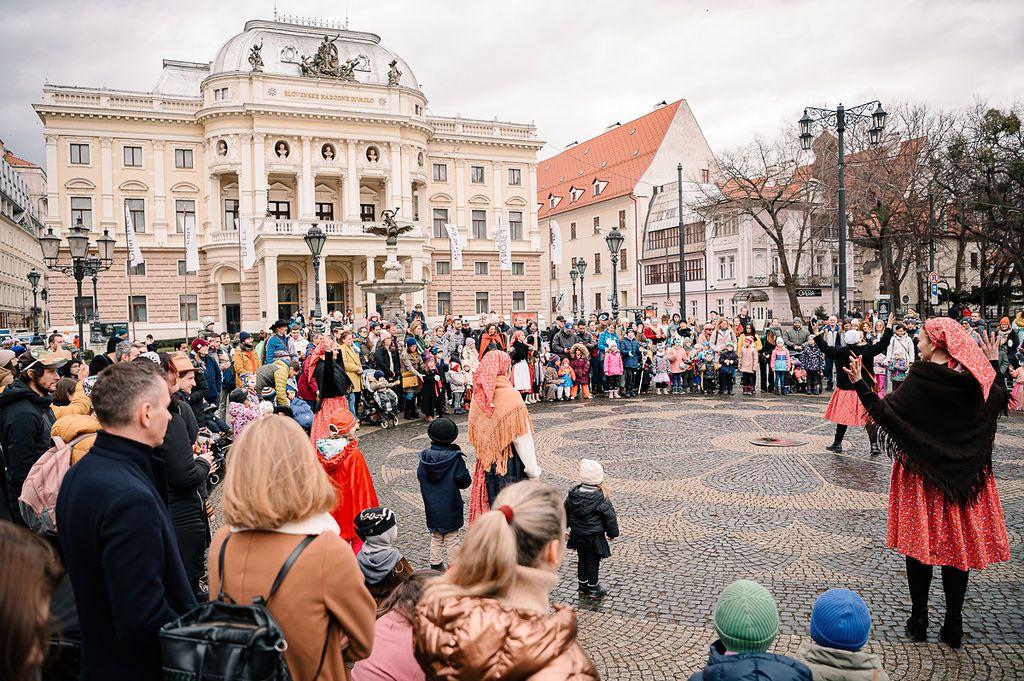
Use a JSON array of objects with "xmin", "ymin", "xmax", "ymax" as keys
[
  {"xmin": 979, "ymin": 329, "xmax": 1000, "ymax": 361},
  {"xmin": 843, "ymin": 355, "xmax": 864, "ymax": 384}
]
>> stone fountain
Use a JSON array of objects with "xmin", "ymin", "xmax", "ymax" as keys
[{"xmin": 358, "ymin": 208, "xmax": 428, "ymax": 325}]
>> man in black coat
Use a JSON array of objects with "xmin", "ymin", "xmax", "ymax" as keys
[
  {"xmin": 57, "ymin": 360, "xmax": 196, "ymax": 681},
  {"xmin": 0, "ymin": 349, "xmax": 68, "ymax": 524}
]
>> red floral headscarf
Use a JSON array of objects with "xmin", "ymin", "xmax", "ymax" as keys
[
  {"xmin": 471, "ymin": 349, "xmax": 512, "ymax": 417},
  {"xmin": 925, "ymin": 317, "xmax": 995, "ymax": 401}
]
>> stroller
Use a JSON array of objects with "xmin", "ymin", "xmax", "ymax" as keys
[{"xmin": 359, "ymin": 369, "xmax": 400, "ymax": 429}]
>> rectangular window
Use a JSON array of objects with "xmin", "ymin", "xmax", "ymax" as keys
[
  {"xmin": 267, "ymin": 201, "xmax": 290, "ymax": 219},
  {"xmin": 701, "ymin": 168, "xmax": 710, "ymax": 184},
  {"xmin": 470, "ymin": 165, "xmax": 485, "ymax": 183},
  {"xmin": 512, "ymin": 291, "xmax": 525, "ymax": 311},
  {"xmin": 595, "ymin": 292, "xmax": 602, "ymax": 311},
  {"xmin": 360, "ymin": 204, "xmax": 376, "ymax": 223},
  {"xmin": 436, "ymin": 291, "xmax": 452, "ymax": 317},
  {"xmin": 128, "ymin": 295, "xmax": 148, "ymax": 323},
  {"xmin": 619, "ymin": 248, "xmax": 628, "ymax": 271},
  {"xmin": 175, "ymin": 199, "xmax": 196, "ymax": 234},
  {"xmin": 593, "ymin": 216, "xmax": 600, "ymax": 233},
  {"xmin": 570, "ymin": 222, "xmax": 577, "ymax": 240},
  {"xmin": 123, "ymin": 146, "xmax": 142, "ymax": 167},
  {"xmin": 550, "ymin": 263, "xmax": 557, "ymax": 280},
  {"xmin": 224, "ymin": 199, "xmax": 239, "ymax": 229},
  {"xmin": 474, "ymin": 261, "xmax": 489, "ymax": 276},
  {"xmin": 315, "ymin": 202, "xmax": 334, "ymax": 221},
  {"xmin": 70, "ymin": 143, "xmax": 90, "ymax": 165},
  {"xmin": 618, "ymin": 209, "xmax": 626, "ymax": 229},
  {"xmin": 685, "ymin": 258, "xmax": 704, "ymax": 281},
  {"xmin": 435, "ymin": 260, "xmax": 451, "ymax": 276},
  {"xmin": 179, "ymin": 294, "xmax": 198, "ymax": 322},
  {"xmin": 508, "ymin": 211, "xmax": 523, "ymax": 240},
  {"xmin": 511, "ymin": 261, "xmax": 525, "ymax": 276},
  {"xmin": 593, "ymin": 252, "xmax": 602, "ymax": 274},
  {"xmin": 471, "ymin": 210, "xmax": 487, "ymax": 239},
  {"xmin": 70, "ymin": 197, "xmax": 93, "ymax": 228},
  {"xmin": 432, "ymin": 163, "xmax": 448, "ymax": 182},
  {"xmin": 684, "ymin": 222, "xmax": 705, "ymax": 244},
  {"xmin": 432, "ymin": 208, "xmax": 448, "ymax": 238},
  {"xmin": 74, "ymin": 296, "xmax": 95, "ymax": 319},
  {"xmin": 727, "ymin": 255, "xmax": 735, "ymax": 279},
  {"xmin": 126, "ymin": 261, "xmax": 146, "ymax": 276},
  {"xmin": 174, "ymin": 148, "xmax": 193, "ymax": 169},
  {"xmin": 508, "ymin": 168, "xmax": 522, "ymax": 186},
  {"xmin": 125, "ymin": 198, "xmax": 145, "ymax": 234},
  {"xmin": 714, "ymin": 215, "xmax": 739, "ymax": 237},
  {"xmin": 648, "ymin": 229, "xmax": 679, "ymax": 250},
  {"xmin": 177, "ymin": 259, "xmax": 196, "ymax": 276},
  {"xmin": 551, "ymin": 296, "xmax": 558, "ymax": 314},
  {"xmin": 718, "ymin": 256, "xmax": 727, "ymax": 279},
  {"xmin": 475, "ymin": 291, "xmax": 489, "ymax": 315},
  {"xmin": 970, "ymin": 251, "xmax": 979, "ymax": 269}
]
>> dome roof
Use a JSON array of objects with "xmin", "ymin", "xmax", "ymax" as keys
[{"xmin": 212, "ymin": 20, "xmax": 419, "ymax": 91}]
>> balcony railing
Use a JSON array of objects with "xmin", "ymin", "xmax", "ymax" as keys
[
  {"xmin": 748, "ymin": 274, "xmax": 827, "ymax": 288},
  {"xmin": 257, "ymin": 218, "xmax": 423, "ymax": 238}
]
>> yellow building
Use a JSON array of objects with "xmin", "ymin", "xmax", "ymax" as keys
[
  {"xmin": 0, "ymin": 141, "xmax": 46, "ymax": 332},
  {"xmin": 35, "ymin": 19, "xmax": 544, "ymax": 337}
]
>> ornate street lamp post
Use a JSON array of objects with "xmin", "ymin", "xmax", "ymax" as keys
[
  {"xmin": 605, "ymin": 224, "xmax": 625, "ymax": 320},
  {"xmin": 798, "ymin": 101, "xmax": 887, "ymax": 317},
  {"xmin": 569, "ymin": 267, "xmax": 579, "ymax": 322},
  {"xmin": 304, "ymin": 223, "xmax": 327, "ymax": 319},
  {"xmin": 575, "ymin": 257, "xmax": 588, "ymax": 320},
  {"xmin": 27, "ymin": 269, "xmax": 40, "ymax": 336}
]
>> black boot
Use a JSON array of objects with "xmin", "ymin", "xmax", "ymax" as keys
[
  {"xmin": 905, "ymin": 557, "xmax": 932, "ymax": 642},
  {"xmin": 825, "ymin": 442, "xmax": 844, "ymax": 454},
  {"xmin": 585, "ymin": 583, "xmax": 608, "ymax": 599},
  {"xmin": 940, "ymin": 566, "xmax": 968, "ymax": 649}
]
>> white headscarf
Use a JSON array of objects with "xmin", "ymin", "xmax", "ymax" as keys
[{"xmin": 844, "ymin": 329, "xmax": 864, "ymax": 345}]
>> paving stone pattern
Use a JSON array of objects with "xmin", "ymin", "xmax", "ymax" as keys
[{"xmin": 357, "ymin": 391, "xmax": 1024, "ymax": 680}]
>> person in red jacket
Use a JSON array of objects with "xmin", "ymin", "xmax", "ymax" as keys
[{"xmin": 314, "ymin": 408, "xmax": 379, "ymax": 553}]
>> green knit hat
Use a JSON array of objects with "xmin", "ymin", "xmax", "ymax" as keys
[{"xmin": 714, "ymin": 580, "xmax": 779, "ymax": 653}]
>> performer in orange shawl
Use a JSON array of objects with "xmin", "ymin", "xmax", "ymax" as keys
[
  {"xmin": 845, "ymin": 317, "xmax": 1010, "ymax": 649},
  {"xmin": 307, "ymin": 336, "xmax": 353, "ymax": 445},
  {"xmin": 314, "ymin": 408, "xmax": 379, "ymax": 553},
  {"xmin": 466, "ymin": 350, "xmax": 541, "ymax": 525}
]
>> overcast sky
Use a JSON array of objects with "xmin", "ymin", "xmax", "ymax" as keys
[{"xmin": 2, "ymin": 0, "xmax": 1022, "ymax": 167}]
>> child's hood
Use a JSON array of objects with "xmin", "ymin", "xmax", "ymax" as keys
[
  {"xmin": 566, "ymin": 484, "xmax": 608, "ymax": 517},
  {"xmin": 418, "ymin": 443, "xmax": 464, "ymax": 482}
]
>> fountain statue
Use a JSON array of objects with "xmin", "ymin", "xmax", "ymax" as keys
[{"xmin": 358, "ymin": 208, "xmax": 427, "ymax": 325}]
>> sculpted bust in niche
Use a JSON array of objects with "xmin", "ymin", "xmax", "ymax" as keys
[
  {"xmin": 275, "ymin": 141, "xmax": 290, "ymax": 158},
  {"xmin": 216, "ymin": 140, "xmax": 228, "ymax": 157},
  {"xmin": 322, "ymin": 144, "xmax": 335, "ymax": 161},
  {"xmin": 366, "ymin": 146, "xmax": 379, "ymax": 163}
]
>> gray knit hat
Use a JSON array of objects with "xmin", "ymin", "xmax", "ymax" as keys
[{"xmin": 714, "ymin": 580, "xmax": 779, "ymax": 653}]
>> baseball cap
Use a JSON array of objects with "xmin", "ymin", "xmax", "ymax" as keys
[{"xmin": 190, "ymin": 338, "xmax": 209, "ymax": 352}]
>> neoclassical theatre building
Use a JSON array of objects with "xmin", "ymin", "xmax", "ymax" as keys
[{"xmin": 36, "ymin": 19, "xmax": 544, "ymax": 338}]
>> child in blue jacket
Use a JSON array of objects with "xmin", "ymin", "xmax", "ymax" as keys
[
  {"xmin": 416, "ymin": 417, "xmax": 471, "ymax": 570},
  {"xmin": 287, "ymin": 385, "xmax": 314, "ymax": 432}
]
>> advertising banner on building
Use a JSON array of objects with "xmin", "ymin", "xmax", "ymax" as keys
[
  {"xmin": 237, "ymin": 218, "xmax": 257, "ymax": 270},
  {"xmin": 444, "ymin": 223, "xmax": 463, "ymax": 270},
  {"xmin": 495, "ymin": 221, "xmax": 512, "ymax": 271},
  {"xmin": 184, "ymin": 214, "xmax": 199, "ymax": 273},
  {"xmin": 123, "ymin": 203, "xmax": 144, "ymax": 267}
]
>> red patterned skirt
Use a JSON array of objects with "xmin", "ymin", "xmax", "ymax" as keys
[
  {"xmin": 888, "ymin": 459, "xmax": 1010, "ymax": 571},
  {"xmin": 310, "ymin": 396, "xmax": 346, "ymax": 445},
  {"xmin": 823, "ymin": 388, "xmax": 869, "ymax": 426}
]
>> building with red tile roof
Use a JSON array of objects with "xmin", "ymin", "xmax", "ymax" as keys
[{"xmin": 538, "ymin": 100, "xmax": 716, "ymax": 320}]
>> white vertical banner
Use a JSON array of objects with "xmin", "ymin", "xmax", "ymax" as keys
[
  {"xmin": 123, "ymin": 202, "xmax": 144, "ymax": 267},
  {"xmin": 444, "ymin": 223, "xmax": 463, "ymax": 270},
  {"xmin": 495, "ymin": 220, "xmax": 512, "ymax": 271},
  {"xmin": 549, "ymin": 219, "xmax": 562, "ymax": 264},
  {"xmin": 236, "ymin": 217, "xmax": 257, "ymax": 270},
  {"xmin": 184, "ymin": 213, "xmax": 199, "ymax": 272}
]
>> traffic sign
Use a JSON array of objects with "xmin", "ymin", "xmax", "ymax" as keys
[{"xmin": 928, "ymin": 271, "xmax": 939, "ymax": 285}]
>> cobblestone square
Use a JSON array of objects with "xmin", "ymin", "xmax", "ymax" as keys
[{"xmin": 361, "ymin": 393, "xmax": 1024, "ymax": 680}]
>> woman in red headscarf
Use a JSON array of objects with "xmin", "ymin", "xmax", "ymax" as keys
[
  {"xmin": 844, "ymin": 317, "xmax": 1010, "ymax": 649},
  {"xmin": 314, "ymin": 407, "xmax": 379, "ymax": 553},
  {"xmin": 466, "ymin": 350, "xmax": 540, "ymax": 524}
]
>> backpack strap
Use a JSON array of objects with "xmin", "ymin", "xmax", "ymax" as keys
[
  {"xmin": 215, "ymin": 533, "xmax": 235, "ymax": 603},
  {"xmin": 265, "ymin": 534, "xmax": 317, "ymax": 605}
]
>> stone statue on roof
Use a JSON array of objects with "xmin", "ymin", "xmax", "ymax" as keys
[
  {"xmin": 249, "ymin": 41, "xmax": 264, "ymax": 73},
  {"xmin": 387, "ymin": 59, "xmax": 402, "ymax": 87}
]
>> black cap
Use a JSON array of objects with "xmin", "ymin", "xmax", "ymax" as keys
[
  {"xmin": 355, "ymin": 507, "xmax": 396, "ymax": 540},
  {"xmin": 427, "ymin": 417, "xmax": 458, "ymax": 445}
]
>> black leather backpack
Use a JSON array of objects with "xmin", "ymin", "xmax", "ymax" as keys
[{"xmin": 159, "ymin": 533, "xmax": 327, "ymax": 681}]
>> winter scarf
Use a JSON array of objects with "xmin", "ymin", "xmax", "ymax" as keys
[
  {"xmin": 468, "ymin": 350, "xmax": 532, "ymax": 475},
  {"xmin": 357, "ymin": 526, "xmax": 402, "ymax": 584}
]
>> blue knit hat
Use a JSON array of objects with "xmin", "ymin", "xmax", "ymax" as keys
[{"xmin": 810, "ymin": 589, "xmax": 872, "ymax": 652}]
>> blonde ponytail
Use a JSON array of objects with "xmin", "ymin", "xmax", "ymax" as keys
[{"xmin": 424, "ymin": 480, "xmax": 565, "ymax": 603}]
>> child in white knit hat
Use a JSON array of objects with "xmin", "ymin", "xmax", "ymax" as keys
[{"xmin": 564, "ymin": 459, "xmax": 619, "ymax": 599}]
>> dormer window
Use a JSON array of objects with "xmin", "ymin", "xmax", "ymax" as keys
[
  {"xmin": 548, "ymin": 194, "xmax": 562, "ymax": 210},
  {"xmin": 568, "ymin": 187, "xmax": 585, "ymax": 203},
  {"xmin": 593, "ymin": 179, "xmax": 609, "ymax": 197}
]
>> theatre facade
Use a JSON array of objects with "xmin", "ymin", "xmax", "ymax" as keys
[{"xmin": 35, "ymin": 19, "xmax": 544, "ymax": 338}]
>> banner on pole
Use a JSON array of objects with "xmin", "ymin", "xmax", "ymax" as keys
[
  {"xmin": 184, "ymin": 214, "xmax": 199, "ymax": 273},
  {"xmin": 124, "ymin": 203, "xmax": 144, "ymax": 267},
  {"xmin": 495, "ymin": 221, "xmax": 512, "ymax": 271},
  {"xmin": 444, "ymin": 223, "xmax": 463, "ymax": 270},
  {"xmin": 237, "ymin": 218, "xmax": 257, "ymax": 270},
  {"xmin": 549, "ymin": 219, "xmax": 562, "ymax": 264}
]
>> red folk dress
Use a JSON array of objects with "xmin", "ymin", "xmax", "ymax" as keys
[
  {"xmin": 888, "ymin": 459, "xmax": 1010, "ymax": 571},
  {"xmin": 823, "ymin": 389, "xmax": 870, "ymax": 426},
  {"xmin": 314, "ymin": 435, "xmax": 379, "ymax": 554}
]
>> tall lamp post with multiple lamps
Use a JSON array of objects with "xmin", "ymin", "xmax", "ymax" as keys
[
  {"xmin": 304, "ymin": 224, "xmax": 327, "ymax": 319},
  {"xmin": 799, "ymin": 101, "xmax": 887, "ymax": 317},
  {"xmin": 38, "ymin": 219, "xmax": 115, "ymax": 351},
  {"xmin": 569, "ymin": 267, "xmax": 579, "ymax": 321},
  {"xmin": 27, "ymin": 269, "xmax": 41, "ymax": 337},
  {"xmin": 574, "ymin": 257, "xmax": 588, "ymax": 320},
  {"xmin": 605, "ymin": 224, "xmax": 625, "ymax": 320}
]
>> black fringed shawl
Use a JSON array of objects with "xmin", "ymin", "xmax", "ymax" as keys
[{"xmin": 853, "ymin": 360, "xmax": 1007, "ymax": 503}]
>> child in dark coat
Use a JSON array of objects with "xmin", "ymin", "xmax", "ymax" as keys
[
  {"xmin": 416, "ymin": 417, "xmax": 472, "ymax": 570},
  {"xmin": 564, "ymin": 459, "xmax": 619, "ymax": 599}
]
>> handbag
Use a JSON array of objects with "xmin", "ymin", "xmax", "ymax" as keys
[
  {"xmin": 159, "ymin": 534, "xmax": 327, "ymax": 681},
  {"xmin": 401, "ymin": 370, "xmax": 421, "ymax": 390}
]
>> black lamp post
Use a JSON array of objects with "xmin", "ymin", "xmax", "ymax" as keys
[
  {"xmin": 27, "ymin": 269, "xmax": 40, "ymax": 336},
  {"xmin": 569, "ymin": 267, "xmax": 579, "ymax": 321},
  {"xmin": 798, "ymin": 101, "xmax": 887, "ymax": 317},
  {"xmin": 304, "ymin": 223, "xmax": 327, "ymax": 319},
  {"xmin": 575, "ymin": 257, "xmax": 587, "ymax": 320},
  {"xmin": 39, "ymin": 219, "xmax": 114, "ymax": 351},
  {"xmin": 605, "ymin": 224, "xmax": 625, "ymax": 320}
]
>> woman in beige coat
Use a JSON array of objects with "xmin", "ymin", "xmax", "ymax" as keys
[{"xmin": 209, "ymin": 415, "xmax": 377, "ymax": 680}]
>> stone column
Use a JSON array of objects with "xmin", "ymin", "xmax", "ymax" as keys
[
  {"xmin": 400, "ymin": 145, "xmax": 413, "ymax": 218},
  {"xmin": 44, "ymin": 135, "xmax": 59, "ymax": 229},
  {"xmin": 238, "ymin": 135, "xmax": 254, "ymax": 219},
  {"xmin": 345, "ymin": 140, "xmax": 360, "ymax": 221},
  {"xmin": 263, "ymin": 254, "xmax": 278, "ymax": 323},
  {"xmin": 208, "ymin": 174, "xmax": 221, "ymax": 232},
  {"xmin": 299, "ymin": 136, "xmax": 314, "ymax": 220},
  {"xmin": 152, "ymin": 141, "xmax": 167, "ymax": 240},
  {"xmin": 528, "ymin": 162, "xmax": 540, "ymax": 248},
  {"xmin": 99, "ymin": 138, "xmax": 114, "ymax": 229},
  {"xmin": 364, "ymin": 255, "xmax": 377, "ymax": 315},
  {"xmin": 252, "ymin": 133, "xmax": 267, "ymax": 218}
]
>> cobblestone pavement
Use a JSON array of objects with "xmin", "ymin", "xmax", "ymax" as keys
[{"xmin": 354, "ymin": 391, "xmax": 1024, "ymax": 680}]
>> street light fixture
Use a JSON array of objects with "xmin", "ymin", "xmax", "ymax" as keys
[
  {"xmin": 569, "ymin": 267, "xmax": 579, "ymax": 321},
  {"xmin": 27, "ymin": 269, "xmax": 40, "ymax": 336},
  {"xmin": 605, "ymin": 225, "xmax": 625, "ymax": 320},
  {"xmin": 797, "ymin": 100, "xmax": 886, "ymax": 317},
  {"xmin": 304, "ymin": 223, "xmax": 327, "ymax": 318},
  {"xmin": 575, "ymin": 257, "xmax": 588, "ymax": 320}
]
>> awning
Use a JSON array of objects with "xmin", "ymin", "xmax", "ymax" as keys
[{"xmin": 732, "ymin": 289, "xmax": 769, "ymax": 303}]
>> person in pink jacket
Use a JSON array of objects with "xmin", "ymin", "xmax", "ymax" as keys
[
  {"xmin": 666, "ymin": 341, "xmax": 685, "ymax": 394},
  {"xmin": 352, "ymin": 570, "xmax": 434, "ymax": 681},
  {"xmin": 602, "ymin": 339, "xmax": 624, "ymax": 399},
  {"xmin": 739, "ymin": 336, "xmax": 760, "ymax": 395}
]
